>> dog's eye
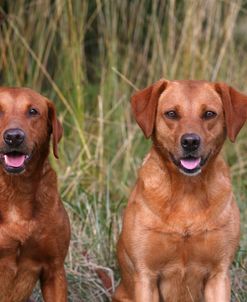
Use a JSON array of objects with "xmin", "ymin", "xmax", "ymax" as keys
[
  {"xmin": 165, "ymin": 110, "xmax": 178, "ymax": 119},
  {"xmin": 203, "ymin": 111, "xmax": 217, "ymax": 120},
  {"xmin": 28, "ymin": 108, "xmax": 39, "ymax": 116}
]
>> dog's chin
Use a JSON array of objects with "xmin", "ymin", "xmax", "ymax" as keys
[
  {"xmin": 179, "ymin": 166, "xmax": 202, "ymax": 176},
  {"xmin": 169, "ymin": 153, "xmax": 210, "ymax": 177},
  {"xmin": 0, "ymin": 151, "xmax": 31, "ymax": 175}
]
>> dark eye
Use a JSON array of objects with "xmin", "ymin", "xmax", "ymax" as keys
[
  {"xmin": 28, "ymin": 108, "xmax": 39, "ymax": 116},
  {"xmin": 164, "ymin": 110, "xmax": 178, "ymax": 119},
  {"xmin": 203, "ymin": 111, "xmax": 217, "ymax": 120}
]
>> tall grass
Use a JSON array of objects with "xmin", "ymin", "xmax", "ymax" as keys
[{"xmin": 0, "ymin": 0, "xmax": 247, "ymax": 300}]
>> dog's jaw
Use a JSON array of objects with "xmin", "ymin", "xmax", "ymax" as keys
[
  {"xmin": 179, "ymin": 167, "xmax": 202, "ymax": 176},
  {"xmin": 169, "ymin": 152, "xmax": 211, "ymax": 177}
]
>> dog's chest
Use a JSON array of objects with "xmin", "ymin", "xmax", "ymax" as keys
[
  {"xmin": 0, "ymin": 206, "xmax": 36, "ymax": 246},
  {"xmin": 140, "ymin": 219, "xmax": 228, "ymax": 274},
  {"xmin": 138, "ymin": 183, "xmax": 232, "ymax": 265}
]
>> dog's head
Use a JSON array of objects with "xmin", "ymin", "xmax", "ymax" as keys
[
  {"xmin": 131, "ymin": 79, "xmax": 247, "ymax": 176},
  {"xmin": 0, "ymin": 87, "xmax": 62, "ymax": 174}
]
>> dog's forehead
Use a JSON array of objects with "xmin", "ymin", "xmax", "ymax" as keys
[
  {"xmin": 159, "ymin": 80, "xmax": 221, "ymax": 107},
  {"xmin": 0, "ymin": 88, "xmax": 47, "ymax": 110}
]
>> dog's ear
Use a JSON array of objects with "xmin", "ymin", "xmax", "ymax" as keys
[
  {"xmin": 47, "ymin": 100, "xmax": 63, "ymax": 159},
  {"xmin": 215, "ymin": 82, "xmax": 247, "ymax": 142},
  {"xmin": 131, "ymin": 79, "xmax": 168, "ymax": 138}
]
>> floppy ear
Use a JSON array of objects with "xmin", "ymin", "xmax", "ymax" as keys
[
  {"xmin": 131, "ymin": 79, "xmax": 168, "ymax": 138},
  {"xmin": 47, "ymin": 101, "xmax": 63, "ymax": 159},
  {"xmin": 215, "ymin": 82, "xmax": 247, "ymax": 142}
]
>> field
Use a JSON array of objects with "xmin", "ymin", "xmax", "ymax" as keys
[{"xmin": 0, "ymin": 0, "xmax": 247, "ymax": 301}]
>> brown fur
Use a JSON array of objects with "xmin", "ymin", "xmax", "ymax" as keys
[
  {"xmin": 112, "ymin": 79, "xmax": 245, "ymax": 302},
  {"xmin": 0, "ymin": 88, "xmax": 70, "ymax": 302}
]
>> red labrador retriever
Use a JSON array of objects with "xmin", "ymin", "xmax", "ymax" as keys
[
  {"xmin": 0, "ymin": 87, "xmax": 70, "ymax": 302},
  {"xmin": 113, "ymin": 79, "xmax": 244, "ymax": 302}
]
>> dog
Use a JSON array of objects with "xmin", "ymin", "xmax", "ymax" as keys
[
  {"xmin": 112, "ymin": 79, "xmax": 245, "ymax": 302},
  {"xmin": 0, "ymin": 87, "xmax": 70, "ymax": 302}
]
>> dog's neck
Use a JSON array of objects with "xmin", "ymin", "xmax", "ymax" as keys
[
  {"xmin": 0, "ymin": 151, "xmax": 57, "ymax": 219},
  {"xmin": 149, "ymin": 145, "xmax": 231, "ymax": 197},
  {"xmin": 139, "ymin": 146, "xmax": 232, "ymax": 227}
]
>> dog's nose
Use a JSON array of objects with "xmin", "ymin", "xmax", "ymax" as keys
[
  {"xmin": 4, "ymin": 128, "xmax": 25, "ymax": 147},
  {"xmin": 181, "ymin": 133, "xmax": 201, "ymax": 152}
]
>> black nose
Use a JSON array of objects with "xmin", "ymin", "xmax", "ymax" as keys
[
  {"xmin": 3, "ymin": 128, "xmax": 25, "ymax": 147},
  {"xmin": 181, "ymin": 133, "xmax": 201, "ymax": 152}
]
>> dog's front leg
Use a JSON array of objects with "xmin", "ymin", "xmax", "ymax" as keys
[
  {"xmin": 204, "ymin": 271, "xmax": 230, "ymax": 302},
  {"xmin": 40, "ymin": 266, "xmax": 68, "ymax": 302},
  {"xmin": 134, "ymin": 274, "xmax": 159, "ymax": 302}
]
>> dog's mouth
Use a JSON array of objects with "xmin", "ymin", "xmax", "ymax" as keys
[
  {"xmin": 0, "ymin": 151, "xmax": 31, "ymax": 174},
  {"xmin": 170, "ymin": 154, "xmax": 210, "ymax": 176},
  {"xmin": 179, "ymin": 156, "xmax": 202, "ymax": 176}
]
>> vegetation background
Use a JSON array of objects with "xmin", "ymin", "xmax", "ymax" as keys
[{"xmin": 0, "ymin": 0, "xmax": 247, "ymax": 301}]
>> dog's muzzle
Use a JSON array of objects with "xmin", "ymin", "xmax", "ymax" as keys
[{"xmin": 0, "ymin": 128, "xmax": 31, "ymax": 174}]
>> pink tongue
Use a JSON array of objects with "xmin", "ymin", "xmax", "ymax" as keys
[
  {"xmin": 4, "ymin": 154, "xmax": 25, "ymax": 168},
  {"xmin": 180, "ymin": 158, "xmax": 200, "ymax": 170}
]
